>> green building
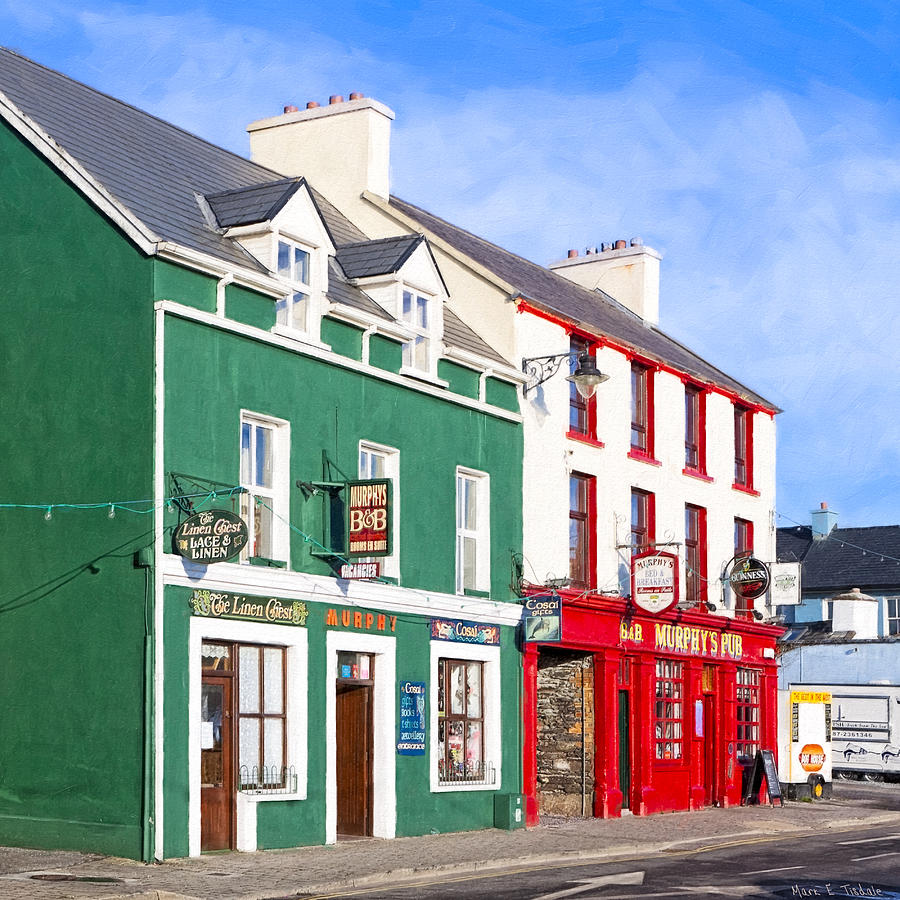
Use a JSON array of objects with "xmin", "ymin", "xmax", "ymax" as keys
[{"xmin": 0, "ymin": 50, "xmax": 525, "ymax": 860}]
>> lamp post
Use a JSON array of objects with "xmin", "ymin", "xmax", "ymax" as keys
[{"xmin": 522, "ymin": 350, "xmax": 609, "ymax": 398}]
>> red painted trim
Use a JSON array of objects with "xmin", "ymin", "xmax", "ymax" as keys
[
  {"xmin": 628, "ymin": 450, "xmax": 662, "ymax": 467},
  {"xmin": 514, "ymin": 297, "xmax": 778, "ymax": 416},
  {"xmin": 567, "ymin": 430, "xmax": 605, "ymax": 449},
  {"xmin": 732, "ymin": 482, "xmax": 760, "ymax": 497},
  {"xmin": 522, "ymin": 643, "xmax": 539, "ymax": 826},
  {"xmin": 683, "ymin": 468, "xmax": 715, "ymax": 483}
]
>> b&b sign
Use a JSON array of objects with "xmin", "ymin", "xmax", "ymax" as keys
[{"xmin": 346, "ymin": 479, "xmax": 392, "ymax": 558}]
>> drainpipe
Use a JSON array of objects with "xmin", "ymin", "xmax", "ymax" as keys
[
  {"xmin": 361, "ymin": 324, "xmax": 378, "ymax": 366},
  {"xmin": 216, "ymin": 274, "xmax": 234, "ymax": 317}
]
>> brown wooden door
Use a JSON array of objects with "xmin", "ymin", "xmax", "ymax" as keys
[
  {"xmin": 201, "ymin": 675, "xmax": 234, "ymax": 850},
  {"xmin": 336, "ymin": 683, "xmax": 373, "ymax": 836}
]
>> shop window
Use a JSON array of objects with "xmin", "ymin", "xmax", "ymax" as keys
[
  {"xmin": 734, "ymin": 404, "xmax": 754, "ymax": 490},
  {"xmin": 685, "ymin": 504, "xmax": 707, "ymax": 607},
  {"xmin": 735, "ymin": 668, "xmax": 761, "ymax": 759},
  {"xmin": 568, "ymin": 334, "xmax": 597, "ymax": 440},
  {"xmin": 359, "ymin": 441, "xmax": 399, "ymax": 579},
  {"xmin": 201, "ymin": 641, "xmax": 290, "ymax": 791},
  {"xmin": 887, "ymin": 597, "xmax": 900, "ymax": 636},
  {"xmin": 684, "ymin": 384, "xmax": 707, "ymax": 474},
  {"xmin": 240, "ymin": 413, "xmax": 289, "ymax": 563},
  {"xmin": 437, "ymin": 658, "xmax": 485, "ymax": 783},
  {"xmin": 631, "ymin": 488, "xmax": 654, "ymax": 556},
  {"xmin": 456, "ymin": 468, "xmax": 490, "ymax": 594},
  {"xmin": 654, "ymin": 659, "xmax": 683, "ymax": 760},
  {"xmin": 629, "ymin": 362, "xmax": 655, "ymax": 459},
  {"xmin": 569, "ymin": 473, "xmax": 596, "ymax": 589}
]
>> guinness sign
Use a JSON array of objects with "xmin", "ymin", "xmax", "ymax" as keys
[{"xmin": 728, "ymin": 556, "xmax": 770, "ymax": 600}]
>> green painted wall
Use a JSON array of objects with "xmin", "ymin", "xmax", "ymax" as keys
[
  {"xmin": 163, "ymin": 317, "xmax": 522, "ymax": 600},
  {"xmin": 438, "ymin": 360, "xmax": 480, "ymax": 399},
  {"xmin": 321, "ymin": 317, "xmax": 363, "ymax": 360},
  {"xmin": 369, "ymin": 334, "xmax": 403, "ymax": 373},
  {"xmin": 485, "ymin": 377, "xmax": 519, "ymax": 413},
  {"xmin": 0, "ymin": 123, "xmax": 155, "ymax": 857},
  {"xmin": 154, "ymin": 260, "xmax": 216, "ymax": 313},
  {"xmin": 225, "ymin": 283, "xmax": 275, "ymax": 330}
]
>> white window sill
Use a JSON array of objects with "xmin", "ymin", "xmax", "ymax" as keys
[
  {"xmin": 271, "ymin": 323, "xmax": 331, "ymax": 353},
  {"xmin": 238, "ymin": 790, "xmax": 305, "ymax": 802},
  {"xmin": 399, "ymin": 366, "xmax": 450, "ymax": 389},
  {"xmin": 431, "ymin": 781, "xmax": 498, "ymax": 793}
]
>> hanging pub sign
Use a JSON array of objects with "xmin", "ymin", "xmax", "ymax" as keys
[
  {"xmin": 728, "ymin": 556, "xmax": 770, "ymax": 600},
  {"xmin": 173, "ymin": 509, "xmax": 248, "ymax": 563},
  {"xmin": 769, "ymin": 562, "xmax": 801, "ymax": 605},
  {"xmin": 630, "ymin": 550, "xmax": 679, "ymax": 614},
  {"xmin": 397, "ymin": 681, "xmax": 426, "ymax": 756},
  {"xmin": 346, "ymin": 479, "xmax": 392, "ymax": 558},
  {"xmin": 523, "ymin": 593, "xmax": 562, "ymax": 642}
]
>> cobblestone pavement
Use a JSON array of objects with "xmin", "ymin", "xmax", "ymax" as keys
[{"xmin": 2, "ymin": 787, "xmax": 898, "ymax": 900}]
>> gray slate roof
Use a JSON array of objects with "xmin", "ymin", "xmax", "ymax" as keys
[
  {"xmin": 337, "ymin": 235, "xmax": 424, "ymax": 279},
  {"xmin": 777, "ymin": 525, "xmax": 900, "ymax": 593},
  {"xmin": 443, "ymin": 308, "xmax": 509, "ymax": 367},
  {"xmin": 206, "ymin": 178, "xmax": 304, "ymax": 228},
  {"xmin": 389, "ymin": 196, "xmax": 777, "ymax": 409}
]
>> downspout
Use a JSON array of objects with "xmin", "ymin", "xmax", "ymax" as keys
[
  {"xmin": 141, "ymin": 563, "xmax": 155, "ymax": 862},
  {"xmin": 361, "ymin": 324, "xmax": 378, "ymax": 366}
]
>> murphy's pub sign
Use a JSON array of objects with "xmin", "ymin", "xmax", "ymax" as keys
[
  {"xmin": 346, "ymin": 479, "xmax": 391, "ymax": 558},
  {"xmin": 173, "ymin": 509, "xmax": 248, "ymax": 564}
]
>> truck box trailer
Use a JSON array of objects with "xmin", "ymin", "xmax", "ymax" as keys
[{"xmin": 777, "ymin": 688, "xmax": 832, "ymax": 799}]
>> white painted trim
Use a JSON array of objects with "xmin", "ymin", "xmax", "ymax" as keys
[
  {"xmin": 455, "ymin": 467, "xmax": 491, "ymax": 595},
  {"xmin": 0, "ymin": 89, "xmax": 160, "ymax": 254},
  {"xmin": 324, "ymin": 304, "xmax": 410, "ymax": 342},
  {"xmin": 153, "ymin": 306, "xmax": 166, "ymax": 861},
  {"xmin": 161, "ymin": 555, "xmax": 523, "ymax": 627},
  {"xmin": 444, "ymin": 347, "xmax": 525, "ymax": 385},
  {"xmin": 187, "ymin": 618, "xmax": 309, "ymax": 856},
  {"xmin": 216, "ymin": 274, "xmax": 233, "ymax": 318},
  {"xmin": 155, "ymin": 301, "xmax": 522, "ymax": 424},
  {"xmin": 325, "ymin": 630, "xmax": 396, "ymax": 843},
  {"xmin": 155, "ymin": 243, "xmax": 284, "ymax": 298},
  {"xmin": 429, "ymin": 642, "xmax": 501, "ymax": 793}
]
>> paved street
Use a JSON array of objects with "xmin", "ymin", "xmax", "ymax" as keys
[{"xmin": 0, "ymin": 782, "xmax": 897, "ymax": 900}]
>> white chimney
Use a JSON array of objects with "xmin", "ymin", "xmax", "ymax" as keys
[
  {"xmin": 831, "ymin": 587, "xmax": 879, "ymax": 640},
  {"xmin": 549, "ymin": 238, "xmax": 661, "ymax": 324},
  {"xmin": 247, "ymin": 95, "xmax": 395, "ymax": 211}
]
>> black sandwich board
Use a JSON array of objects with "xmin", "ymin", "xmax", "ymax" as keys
[{"xmin": 741, "ymin": 749, "xmax": 784, "ymax": 807}]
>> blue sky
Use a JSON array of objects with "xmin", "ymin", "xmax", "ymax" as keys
[{"xmin": 3, "ymin": 0, "xmax": 899, "ymax": 531}]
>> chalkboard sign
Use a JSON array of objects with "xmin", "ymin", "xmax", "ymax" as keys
[{"xmin": 742, "ymin": 749, "xmax": 784, "ymax": 807}]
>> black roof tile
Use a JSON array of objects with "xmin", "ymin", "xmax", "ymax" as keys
[
  {"xmin": 337, "ymin": 235, "xmax": 424, "ymax": 279},
  {"xmin": 206, "ymin": 178, "xmax": 304, "ymax": 228}
]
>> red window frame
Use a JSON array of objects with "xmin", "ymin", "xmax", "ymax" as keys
[
  {"xmin": 630, "ymin": 488, "xmax": 655, "ymax": 556},
  {"xmin": 569, "ymin": 472, "xmax": 596, "ymax": 589},
  {"xmin": 734, "ymin": 405, "xmax": 754, "ymax": 490},
  {"xmin": 684, "ymin": 384, "xmax": 707, "ymax": 475},
  {"xmin": 629, "ymin": 362, "xmax": 655, "ymax": 459},
  {"xmin": 735, "ymin": 668, "xmax": 761, "ymax": 758},
  {"xmin": 568, "ymin": 334, "xmax": 598, "ymax": 442},
  {"xmin": 684, "ymin": 504, "xmax": 707, "ymax": 607},
  {"xmin": 734, "ymin": 517, "xmax": 755, "ymax": 615},
  {"xmin": 654, "ymin": 659, "xmax": 684, "ymax": 761}
]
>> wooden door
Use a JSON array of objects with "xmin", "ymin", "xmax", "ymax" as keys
[
  {"xmin": 336, "ymin": 683, "xmax": 373, "ymax": 836},
  {"xmin": 703, "ymin": 693, "xmax": 718, "ymax": 805},
  {"xmin": 201, "ymin": 675, "xmax": 234, "ymax": 851},
  {"xmin": 618, "ymin": 690, "xmax": 632, "ymax": 810}
]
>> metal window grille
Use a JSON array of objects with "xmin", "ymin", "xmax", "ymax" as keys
[
  {"xmin": 438, "ymin": 760, "xmax": 496, "ymax": 786},
  {"xmin": 238, "ymin": 765, "xmax": 297, "ymax": 794}
]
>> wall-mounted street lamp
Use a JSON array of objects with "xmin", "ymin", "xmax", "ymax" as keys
[{"xmin": 522, "ymin": 350, "xmax": 609, "ymax": 398}]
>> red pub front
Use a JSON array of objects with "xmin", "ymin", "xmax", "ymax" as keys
[{"xmin": 523, "ymin": 589, "xmax": 782, "ymax": 824}]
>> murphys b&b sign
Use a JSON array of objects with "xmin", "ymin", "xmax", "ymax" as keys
[
  {"xmin": 631, "ymin": 551, "xmax": 679, "ymax": 614},
  {"xmin": 346, "ymin": 479, "xmax": 391, "ymax": 557}
]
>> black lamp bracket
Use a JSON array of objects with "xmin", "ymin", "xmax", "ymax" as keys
[{"xmin": 522, "ymin": 350, "xmax": 581, "ymax": 395}]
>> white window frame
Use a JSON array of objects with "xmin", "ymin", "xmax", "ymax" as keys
[
  {"xmin": 239, "ymin": 411, "xmax": 290, "ymax": 565},
  {"xmin": 429, "ymin": 640, "xmax": 501, "ymax": 793},
  {"xmin": 188, "ymin": 616, "xmax": 308, "ymax": 856},
  {"xmin": 399, "ymin": 285, "xmax": 436, "ymax": 377},
  {"xmin": 358, "ymin": 441, "xmax": 400, "ymax": 579},
  {"xmin": 455, "ymin": 467, "xmax": 490, "ymax": 595},
  {"xmin": 886, "ymin": 596, "xmax": 899, "ymax": 635},
  {"xmin": 272, "ymin": 233, "xmax": 325, "ymax": 343}
]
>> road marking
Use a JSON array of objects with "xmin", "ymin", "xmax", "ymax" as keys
[
  {"xmin": 532, "ymin": 871, "xmax": 645, "ymax": 900},
  {"xmin": 839, "ymin": 833, "xmax": 900, "ymax": 845},
  {"xmin": 740, "ymin": 865, "xmax": 805, "ymax": 875},
  {"xmin": 852, "ymin": 851, "xmax": 900, "ymax": 861}
]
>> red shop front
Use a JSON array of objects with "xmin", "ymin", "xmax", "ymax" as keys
[{"xmin": 522, "ymin": 590, "xmax": 782, "ymax": 825}]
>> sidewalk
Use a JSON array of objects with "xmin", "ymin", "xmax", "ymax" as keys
[{"xmin": 2, "ymin": 790, "xmax": 899, "ymax": 900}]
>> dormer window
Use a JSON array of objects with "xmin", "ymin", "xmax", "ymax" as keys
[
  {"xmin": 401, "ymin": 289, "xmax": 432, "ymax": 372},
  {"xmin": 276, "ymin": 239, "xmax": 312, "ymax": 333}
]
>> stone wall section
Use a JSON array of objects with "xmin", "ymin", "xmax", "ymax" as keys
[{"xmin": 536, "ymin": 651, "xmax": 595, "ymax": 816}]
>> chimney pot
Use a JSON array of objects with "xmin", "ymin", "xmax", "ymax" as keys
[
  {"xmin": 820, "ymin": 502, "xmax": 828, "ymax": 509},
  {"xmin": 615, "ymin": 239, "xmax": 627, "ymax": 250},
  {"xmin": 306, "ymin": 101, "xmax": 320, "ymax": 109},
  {"xmin": 567, "ymin": 249, "xmax": 578, "ymax": 258},
  {"xmin": 283, "ymin": 105, "xmax": 299, "ymax": 114},
  {"xmin": 349, "ymin": 92, "xmax": 364, "ymax": 100},
  {"xmin": 630, "ymin": 236, "xmax": 643, "ymax": 246},
  {"xmin": 601, "ymin": 242, "xmax": 613, "ymax": 252},
  {"xmin": 329, "ymin": 95, "xmax": 344, "ymax": 105}
]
